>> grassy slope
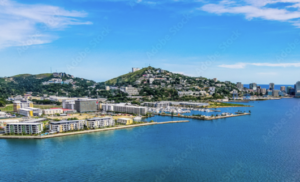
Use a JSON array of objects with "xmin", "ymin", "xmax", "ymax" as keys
[
  {"xmin": 105, "ymin": 68, "xmax": 147, "ymax": 85},
  {"xmin": 208, "ymin": 102, "xmax": 250, "ymax": 108}
]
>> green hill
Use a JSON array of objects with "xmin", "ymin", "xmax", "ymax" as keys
[{"xmin": 105, "ymin": 68, "xmax": 148, "ymax": 85}]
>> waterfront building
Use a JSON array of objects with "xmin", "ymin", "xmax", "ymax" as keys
[
  {"xmin": 267, "ymin": 90, "xmax": 273, "ymax": 96},
  {"xmin": 49, "ymin": 120, "xmax": 85, "ymax": 132},
  {"xmin": 43, "ymin": 108, "xmax": 63, "ymax": 115},
  {"xmin": 5, "ymin": 122, "xmax": 43, "ymax": 135},
  {"xmin": 280, "ymin": 86, "xmax": 286, "ymax": 92},
  {"xmin": 13, "ymin": 100, "xmax": 33, "ymax": 112},
  {"xmin": 19, "ymin": 107, "xmax": 42, "ymax": 117},
  {"xmin": 287, "ymin": 86, "xmax": 293, "ymax": 94},
  {"xmin": 117, "ymin": 118, "xmax": 133, "ymax": 125},
  {"xmin": 143, "ymin": 101, "xmax": 170, "ymax": 108},
  {"xmin": 269, "ymin": 83, "xmax": 275, "ymax": 90},
  {"xmin": 272, "ymin": 90, "xmax": 280, "ymax": 97},
  {"xmin": 249, "ymin": 83, "xmax": 257, "ymax": 90},
  {"xmin": 75, "ymin": 99, "xmax": 97, "ymax": 113},
  {"xmin": 237, "ymin": 82, "xmax": 243, "ymax": 91},
  {"xmin": 261, "ymin": 88, "xmax": 267, "ymax": 95},
  {"xmin": 86, "ymin": 117, "xmax": 114, "ymax": 128},
  {"xmin": 295, "ymin": 81, "xmax": 300, "ymax": 97},
  {"xmin": 102, "ymin": 104, "xmax": 148, "ymax": 115}
]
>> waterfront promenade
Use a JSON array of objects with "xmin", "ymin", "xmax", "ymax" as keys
[{"xmin": 0, "ymin": 120, "xmax": 189, "ymax": 139}]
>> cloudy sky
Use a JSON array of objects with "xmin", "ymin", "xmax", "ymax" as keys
[{"xmin": 1, "ymin": 0, "xmax": 300, "ymax": 84}]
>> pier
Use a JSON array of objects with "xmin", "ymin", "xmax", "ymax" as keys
[
  {"xmin": 0, "ymin": 120, "xmax": 189, "ymax": 139},
  {"xmin": 157, "ymin": 113, "xmax": 250, "ymax": 120}
]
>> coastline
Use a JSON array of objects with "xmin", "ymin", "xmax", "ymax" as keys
[{"xmin": 0, "ymin": 120, "xmax": 189, "ymax": 139}]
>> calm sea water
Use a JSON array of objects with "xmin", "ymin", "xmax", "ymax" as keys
[{"xmin": 1, "ymin": 99, "xmax": 300, "ymax": 182}]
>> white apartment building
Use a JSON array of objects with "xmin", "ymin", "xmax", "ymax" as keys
[
  {"xmin": 5, "ymin": 122, "xmax": 43, "ymax": 135},
  {"xmin": 102, "ymin": 104, "xmax": 148, "ymax": 115},
  {"xmin": 178, "ymin": 91, "xmax": 207, "ymax": 97},
  {"xmin": 86, "ymin": 117, "xmax": 114, "ymax": 128},
  {"xmin": 43, "ymin": 108, "xmax": 63, "ymax": 115},
  {"xmin": 49, "ymin": 120, "xmax": 85, "ymax": 132},
  {"xmin": 132, "ymin": 67, "xmax": 140, "ymax": 72},
  {"xmin": 121, "ymin": 86, "xmax": 139, "ymax": 96},
  {"xmin": 19, "ymin": 108, "xmax": 42, "ymax": 117}
]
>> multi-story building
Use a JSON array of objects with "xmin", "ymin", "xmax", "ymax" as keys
[
  {"xmin": 295, "ymin": 81, "xmax": 300, "ymax": 97},
  {"xmin": 43, "ymin": 108, "xmax": 63, "ymax": 115},
  {"xmin": 287, "ymin": 86, "xmax": 293, "ymax": 94},
  {"xmin": 102, "ymin": 104, "xmax": 148, "ymax": 115},
  {"xmin": 117, "ymin": 118, "xmax": 133, "ymax": 125},
  {"xmin": 213, "ymin": 78, "xmax": 218, "ymax": 82},
  {"xmin": 269, "ymin": 83, "xmax": 275, "ymax": 90},
  {"xmin": 13, "ymin": 100, "xmax": 33, "ymax": 112},
  {"xmin": 272, "ymin": 90, "xmax": 280, "ymax": 97},
  {"xmin": 121, "ymin": 86, "xmax": 139, "ymax": 96},
  {"xmin": 49, "ymin": 120, "xmax": 85, "ymax": 132},
  {"xmin": 62, "ymin": 100, "xmax": 76, "ymax": 110},
  {"xmin": 86, "ymin": 117, "xmax": 114, "ymax": 128},
  {"xmin": 237, "ymin": 82, "xmax": 243, "ymax": 90},
  {"xmin": 75, "ymin": 99, "xmax": 97, "ymax": 113},
  {"xmin": 5, "ymin": 122, "xmax": 43, "ymax": 135},
  {"xmin": 178, "ymin": 91, "xmax": 207, "ymax": 97},
  {"xmin": 261, "ymin": 88, "xmax": 267, "ymax": 95},
  {"xmin": 143, "ymin": 101, "xmax": 170, "ymax": 108},
  {"xmin": 249, "ymin": 83, "xmax": 257, "ymax": 90},
  {"xmin": 19, "ymin": 107, "xmax": 42, "ymax": 117},
  {"xmin": 280, "ymin": 86, "xmax": 286, "ymax": 92},
  {"xmin": 132, "ymin": 68, "xmax": 140, "ymax": 72}
]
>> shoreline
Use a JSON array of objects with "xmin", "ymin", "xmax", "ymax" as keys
[{"xmin": 0, "ymin": 120, "xmax": 189, "ymax": 139}]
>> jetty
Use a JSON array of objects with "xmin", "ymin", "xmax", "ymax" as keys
[
  {"xmin": 157, "ymin": 113, "xmax": 250, "ymax": 120},
  {"xmin": 0, "ymin": 120, "xmax": 189, "ymax": 139}
]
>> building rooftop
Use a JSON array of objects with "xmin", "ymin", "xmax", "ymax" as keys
[{"xmin": 49, "ymin": 120, "xmax": 85, "ymax": 124}]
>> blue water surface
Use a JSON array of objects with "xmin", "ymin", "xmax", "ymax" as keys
[{"xmin": 1, "ymin": 98, "xmax": 300, "ymax": 182}]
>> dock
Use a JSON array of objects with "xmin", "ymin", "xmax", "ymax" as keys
[
  {"xmin": 157, "ymin": 113, "xmax": 250, "ymax": 120},
  {"xmin": 0, "ymin": 120, "xmax": 189, "ymax": 140}
]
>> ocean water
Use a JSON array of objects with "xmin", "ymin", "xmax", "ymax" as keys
[{"xmin": 1, "ymin": 98, "xmax": 300, "ymax": 182}]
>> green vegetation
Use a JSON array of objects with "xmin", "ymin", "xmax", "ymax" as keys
[
  {"xmin": 105, "ymin": 68, "xmax": 148, "ymax": 86},
  {"xmin": 0, "ymin": 104, "xmax": 13, "ymax": 112},
  {"xmin": 208, "ymin": 102, "xmax": 249, "ymax": 108}
]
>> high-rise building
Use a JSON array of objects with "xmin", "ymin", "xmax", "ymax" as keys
[
  {"xmin": 287, "ymin": 86, "xmax": 293, "ymax": 94},
  {"xmin": 295, "ymin": 81, "xmax": 300, "ymax": 97},
  {"xmin": 280, "ymin": 86, "xmax": 286, "ymax": 92},
  {"xmin": 272, "ymin": 90, "xmax": 280, "ymax": 97},
  {"xmin": 249, "ymin": 83, "xmax": 257, "ymax": 90},
  {"xmin": 261, "ymin": 88, "xmax": 267, "ymax": 95},
  {"xmin": 237, "ymin": 82, "xmax": 243, "ymax": 90},
  {"xmin": 257, "ymin": 86, "xmax": 261, "ymax": 94},
  {"xmin": 75, "ymin": 99, "xmax": 97, "ymax": 113},
  {"xmin": 269, "ymin": 83, "xmax": 275, "ymax": 90}
]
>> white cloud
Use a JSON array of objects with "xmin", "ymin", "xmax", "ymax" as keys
[
  {"xmin": 201, "ymin": 0, "xmax": 300, "ymax": 28},
  {"xmin": 219, "ymin": 63, "xmax": 247, "ymax": 69},
  {"xmin": 0, "ymin": 0, "xmax": 91, "ymax": 49},
  {"xmin": 219, "ymin": 62, "xmax": 300, "ymax": 68}
]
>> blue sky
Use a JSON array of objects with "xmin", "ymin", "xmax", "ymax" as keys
[{"xmin": 1, "ymin": 0, "xmax": 300, "ymax": 84}]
